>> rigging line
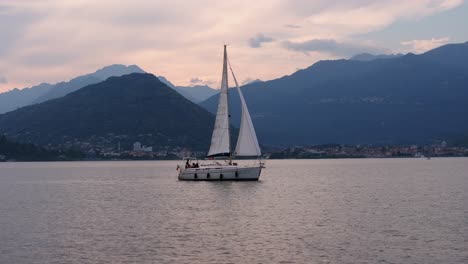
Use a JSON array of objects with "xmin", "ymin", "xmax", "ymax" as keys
[{"xmin": 227, "ymin": 59, "xmax": 241, "ymax": 89}]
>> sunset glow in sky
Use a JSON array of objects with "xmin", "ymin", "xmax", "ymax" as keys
[{"xmin": 1, "ymin": 0, "xmax": 467, "ymax": 92}]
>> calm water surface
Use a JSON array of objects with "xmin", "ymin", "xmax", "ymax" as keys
[{"xmin": 0, "ymin": 158, "xmax": 466, "ymax": 263}]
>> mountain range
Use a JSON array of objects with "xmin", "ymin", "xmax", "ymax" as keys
[
  {"xmin": 0, "ymin": 64, "xmax": 145, "ymax": 114},
  {"xmin": 0, "ymin": 73, "xmax": 215, "ymax": 151},
  {"xmin": 201, "ymin": 42, "xmax": 468, "ymax": 146},
  {"xmin": 33, "ymin": 64, "xmax": 146, "ymax": 104},
  {"xmin": 0, "ymin": 83, "xmax": 54, "ymax": 114},
  {"xmin": 0, "ymin": 65, "xmax": 217, "ymax": 114},
  {"xmin": 1, "ymin": 42, "xmax": 467, "ymax": 150}
]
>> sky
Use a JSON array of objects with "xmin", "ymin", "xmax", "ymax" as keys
[{"xmin": 0, "ymin": 0, "xmax": 467, "ymax": 92}]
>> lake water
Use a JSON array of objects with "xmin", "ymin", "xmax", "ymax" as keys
[{"xmin": 0, "ymin": 158, "xmax": 466, "ymax": 264}]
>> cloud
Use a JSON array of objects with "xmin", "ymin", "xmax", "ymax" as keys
[
  {"xmin": 0, "ymin": 4, "xmax": 45, "ymax": 56},
  {"xmin": 284, "ymin": 24, "xmax": 301, "ymax": 29},
  {"xmin": 190, "ymin": 77, "xmax": 204, "ymax": 84},
  {"xmin": 0, "ymin": 76, "xmax": 7, "ymax": 83},
  {"xmin": 400, "ymin": 37, "xmax": 450, "ymax": 53},
  {"xmin": 283, "ymin": 39, "xmax": 389, "ymax": 56},
  {"xmin": 248, "ymin": 33, "xmax": 274, "ymax": 48},
  {"xmin": 189, "ymin": 77, "xmax": 216, "ymax": 87},
  {"xmin": 284, "ymin": 0, "xmax": 464, "ymax": 36}
]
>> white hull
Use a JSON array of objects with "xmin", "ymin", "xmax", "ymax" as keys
[{"xmin": 178, "ymin": 165, "xmax": 262, "ymax": 181}]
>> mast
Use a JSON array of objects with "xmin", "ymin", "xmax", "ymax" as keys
[
  {"xmin": 224, "ymin": 45, "xmax": 231, "ymax": 157},
  {"xmin": 207, "ymin": 45, "xmax": 231, "ymax": 157}
]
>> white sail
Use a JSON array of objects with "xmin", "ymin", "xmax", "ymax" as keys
[
  {"xmin": 178, "ymin": 45, "xmax": 264, "ymax": 181},
  {"xmin": 207, "ymin": 45, "xmax": 231, "ymax": 157},
  {"xmin": 228, "ymin": 61, "xmax": 262, "ymax": 157}
]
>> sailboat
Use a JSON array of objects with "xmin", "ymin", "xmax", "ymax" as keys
[{"xmin": 178, "ymin": 45, "xmax": 264, "ymax": 181}]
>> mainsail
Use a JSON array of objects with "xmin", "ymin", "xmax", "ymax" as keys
[
  {"xmin": 207, "ymin": 45, "xmax": 231, "ymax": 157},
  {"xmin": 228, "ymin": 61, "xmax": 262, "ymax": 157}
]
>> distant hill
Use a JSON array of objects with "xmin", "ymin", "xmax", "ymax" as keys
[
  {"xmin": 0, "ymin": 64, "xmax": 145, "ymax": 114},
  {"xmin": 420, "ymin": 41, "xmax": 468, "ymax": 71},
  {"xmin": 33, "ymin": 64, "xmax": 145, "ymax": 103},
  {"xmin": 157, "ymin": 75, "xmax": 218, "ymax": 103},
  {"xmin": 0, "ymin": 73, "xmax": 215, "ymax": 151},
  {"xmin": 200, "ymin": 42, "xmax": 468, "ymax": 146},
  {"xmin": 0, "ymin": 83, "xmax": 53, "ymax": 114},
  {"xmin": 453, "ymin": 135, "xmax": 468, "ymax": 147},
  {"xmin": 0, "ymin": 66, "xmax": 217, "ymax": 115},
  {"xmin": 157, "ymin": 76, "xmax": 176, "ymax": 88},
  {"xmin": 350, "ymin": 53, "xmax": 403, "ymax": 61},
  {"xmin": 174, "ymin": 85, "xmax": 218, "ymax": 103}
]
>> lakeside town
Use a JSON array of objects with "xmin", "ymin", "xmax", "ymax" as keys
[
  {"xmin": 89, "ymin": 140, "xmax": 468, "ymax": 160},
  {"xmin": 2, "ymin": 133, "xmax": 467, "ymax": 161},
  {"xmin": 267, "ymin": 141, "xmax": 468, "ymax": 159}
]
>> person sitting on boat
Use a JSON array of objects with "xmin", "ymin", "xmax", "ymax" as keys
[{"xmin": 185, "ymin": 159, "xmax": 190, "ymax": 169}]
